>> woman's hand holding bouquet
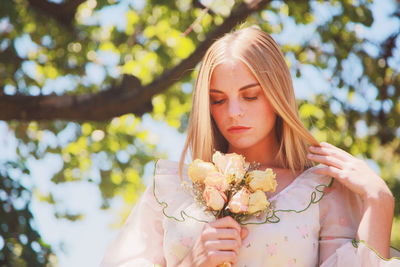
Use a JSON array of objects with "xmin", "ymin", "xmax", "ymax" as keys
[
  {"xmin": 178, "ymin": 216, "xmax": 247, "ymax": 267},
  {"xmin": 179, "ymin": 151, "xmax": 277, "ymax": 267}
]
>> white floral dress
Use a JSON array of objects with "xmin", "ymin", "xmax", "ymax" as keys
[{"xmin": 100, "ymin": 159, "xmax": 400, "ymax": 267}]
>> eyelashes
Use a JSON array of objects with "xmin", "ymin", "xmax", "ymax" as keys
[
  {"xmin": 210, "ymin": 97, "xmax": 258, "ymax": 105},
  {"xmin": 211, "ymin": 100, "xmax": 224, "ymax": 105}
]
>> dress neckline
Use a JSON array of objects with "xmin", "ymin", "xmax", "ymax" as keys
[
  {"xmin": 157, "ymin": 159, "xmax": 319, "ymax": 202},
  {"xmin": 267, "ymin": 166, "xmax": 316, "ymax": 201}
]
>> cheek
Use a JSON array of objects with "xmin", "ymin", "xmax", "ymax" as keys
[
  {"xmin": 253, "ymin": 101, "xmax": 276, "ymax": 123},
  {"xmin": 259, "ymin": 97, "xmax": 275, "ymax": 114},
  {"xmin": 210, "ymin": 106, "xmax": 224, "ymax": 125}
]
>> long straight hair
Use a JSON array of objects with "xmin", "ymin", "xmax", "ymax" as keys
[{"xmin": 178, "ymin": 25, "xmax": 320, "ymax": 179}]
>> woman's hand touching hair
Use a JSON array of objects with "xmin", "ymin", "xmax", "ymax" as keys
[
  {"xmin": 307, "ymin": 141, "xmax": 393, "ymax": 201},
  {"xmin": 307, "ymin": 141, "xmax": 394, "ymax": 258},
  {"xmin": 178, "ymin": 216, "xmax": 249, "ymax": 267}
]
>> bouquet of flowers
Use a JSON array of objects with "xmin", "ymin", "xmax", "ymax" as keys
[{"xmin": 187, "ymin": 151, "xmax": 277, "ymax": 224}]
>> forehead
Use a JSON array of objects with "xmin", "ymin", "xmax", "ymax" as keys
[{"xmin": 209, "ymin": 60, "xmax": 258, "ymax": 89}]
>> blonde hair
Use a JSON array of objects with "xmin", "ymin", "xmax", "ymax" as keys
[{"xmin": 178, "ymin": 25, "xmax": 320, "ymax": 179}]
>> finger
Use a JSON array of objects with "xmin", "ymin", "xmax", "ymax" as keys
[
  {"xmin": 319, "ymin": 142, "xmax": 353, "ymax": 159},
  {"xmin": 240, "ymin": 227, "xmax": 249, "ymax": 240},
  {"xmin": 208, "ymin": 250, "xmax": 238, "ymax": 265},
  {"xmin": 308, "ymin": 145, "xmax": 350, "ymax": 162},
  {"xmin": 307, "ymin": 153, "xmax": 343, "ymax": 169},
  {"xmin": 214, "ymin": 228, "xmax": 241, "ymax": 241},
  {"xmin": 312, "ymin": 165, "xmax": 342, "ymax": 180},
  {"xmin": 205, "ymin": 239, "xmax": 240, "ymax": 255},
  {"xmin": 210, "ymin": 216, "xmax": 241, "ymax": 234},
  {"xmin": 203, "ymin": 228, "xmax": 241, "ymax": 246}
]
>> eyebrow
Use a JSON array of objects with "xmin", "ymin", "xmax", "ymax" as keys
[{"xmin": 209, "ymin": 83, "xmax": 260, "ymax": 94}]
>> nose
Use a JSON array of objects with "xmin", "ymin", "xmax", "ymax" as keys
[{"xmin": 228, "ymin": 98, "xmax": 243, "ymax": 118}]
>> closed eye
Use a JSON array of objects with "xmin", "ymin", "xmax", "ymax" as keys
[
  {"xmin": 211, "ymin": 99, "xmax": 225, "ymax": 105},
  {"xmin": 211, "ymin": 97, "xmax": 257, "ymax": 105}
]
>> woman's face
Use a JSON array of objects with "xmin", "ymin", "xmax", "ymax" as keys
[{"xmin": 209, "ymin": 60, "xmax": 277, "ymax": 151}]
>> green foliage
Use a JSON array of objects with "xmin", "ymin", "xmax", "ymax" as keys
[{"xmin": 0, "ymin": 161, "xmax": 55, "ymax": 267}]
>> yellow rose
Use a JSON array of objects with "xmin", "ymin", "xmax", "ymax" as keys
[
  {"xmin": 247, "ymin": 168, "xmax": 277, "ymax": 192},
  {"xmin": 212, "ymin": 151, "xmax": 247, "ymax": 183},
  {"xmin": 204, "ymin": 171, "xmax": 230, "ymax": 192},
  {"xmin": 203, "ymin": 186, "xmax": 227, "ymax": 211},
  {"xmin": 248, "ymin": 190, "xmax": 270, "ymax": 214},
  {"xmin": 227, "ymin": 187, "xmax": 250, "ymax": 213},
  {"xmin": 188, "ymin": 159, "xmax": 218, "ymax": 183}
]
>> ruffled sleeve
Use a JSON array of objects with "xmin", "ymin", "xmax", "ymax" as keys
[
  {"xmin": 318, "ymin": 179, "xmax": 400, "ymax": 266},
  {"xmin": 99, "ymin": 162, "xmax": 166, "ymax": 267}
]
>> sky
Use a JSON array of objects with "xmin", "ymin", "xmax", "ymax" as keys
[{"xmin": 0, "ymin": 0, "xmax": 399, "ymax": 266}]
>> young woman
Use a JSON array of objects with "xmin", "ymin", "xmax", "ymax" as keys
[{"xmin": 100, "ymin": 26, "xmax": 399, "ymax": 267}]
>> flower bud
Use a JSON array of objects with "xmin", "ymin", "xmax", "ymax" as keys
[
  {"xmin": 228, "ymin": 187, "xmax": 250, "ymax": 213},
  {"xmin": 188, "ymin": 159, "xmax": 218, "ymax": 183},
  {"xmin": 247, "ymin": 168, "xmax": 277, "ymax": 192},
  {"xmin": 204, "ymin": 171, "xmax": 230, "ymax": 192},
  {"xmin": 203, "ymin": 186, "xmax": 227, "ymax": 211},
  {"xmin": 248, "ymin": 190, "xmax": 270, "ymax": 214}
]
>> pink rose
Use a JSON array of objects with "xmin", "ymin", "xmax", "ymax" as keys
[
  {"xmin": 203, "ymin": 186, "xmax": 227, "ymax": 211},
  {"xmin": 204, "ymin": 171, "xmax": 230, "ymax": 192},
  {"xmin": 228, "ymin": 187, "xmax": 250, "ymax": 213}
]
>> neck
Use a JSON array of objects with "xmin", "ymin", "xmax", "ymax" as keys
[{"xmin": 227, "ymin": 134, "xmax": 281, "ymax": 168}]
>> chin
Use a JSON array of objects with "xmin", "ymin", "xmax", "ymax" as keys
[{"xmin": 227, "ymin": 139, "xmax": 260, "ymax": 151}]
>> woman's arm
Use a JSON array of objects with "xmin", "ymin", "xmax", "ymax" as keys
[
  {"xmin": 357, "ymin": 191, "xmax": 395, "ymax": 258},
  {"xmin": 100, "ymin": 184, "xmax": 166, "ymax": 267},
  {"xmin": 307, "ymin": 141, "xmax": 395, "ymax": 257}
]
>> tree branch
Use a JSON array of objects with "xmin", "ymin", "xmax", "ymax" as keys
[
  {"xmin": 27, "ymin": 0, "xmax": 86, "ymax": 27},
  {"xmin": 0, "ymin": 0, "xmax": 271, "ymax": 122}
]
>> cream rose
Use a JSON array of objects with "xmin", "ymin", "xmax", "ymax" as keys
[
  {"xmin": 248, "ymin": 190, "xmax": 270, "ymax": 214},
  {"xmin": 204, "ymin": 171, "xmax": 230, "ymax": 192},
  {"xmin": 187, "ymin": 159, "xmax": 218, "ymax": 183},
  {"xmin": 212, "ymin": 151, "xmax": 248, "ymax": 183},
  {"xmin": 227, "ymin": 187, "xmax": 250, "ymax": 213},
  {"xmin": 203, "ymin": 186, "xmax": 227, "ymax": 211},
  {"xmin": 247, "ymin": 168, "xmax": 277, "ymax": 192}
]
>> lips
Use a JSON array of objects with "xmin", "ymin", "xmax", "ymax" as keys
[{"xmin": 228, "ymin": 126, "xmax": 251, "ymax": 132}]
